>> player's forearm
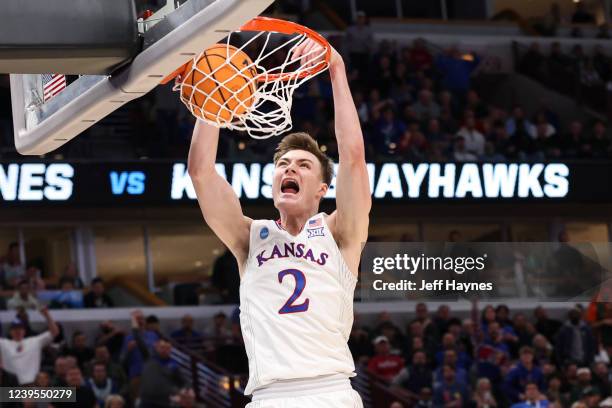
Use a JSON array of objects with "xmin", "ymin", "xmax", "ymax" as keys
[
  {"xmin": 329, "ymin": 62, "xmax": 365, "ymax": 164},
  {"xmin": 187, "ymin": 120, "xmax": 220, "ymax": 179}
]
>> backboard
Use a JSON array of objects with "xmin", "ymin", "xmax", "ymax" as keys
[{"xmin": 9, "ymin": 0, "xmax": 274, "ymax": 155}]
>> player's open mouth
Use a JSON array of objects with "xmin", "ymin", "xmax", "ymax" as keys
[{"xmin": 281, "ymin": 178, "xmax": 300, "ymax": 195}]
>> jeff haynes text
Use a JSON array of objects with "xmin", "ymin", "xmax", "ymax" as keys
[{"xmin": 373, "ymin": 279, "xmax": 493, "ymax": 292}]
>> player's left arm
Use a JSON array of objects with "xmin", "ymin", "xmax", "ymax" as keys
[
  {"xmin": 326, "ymin": 49, "xmax": 371, "ymax": 275},
  {"xmin": 293, "ymin": 41, "xmax": 371, "ymax": 275}
]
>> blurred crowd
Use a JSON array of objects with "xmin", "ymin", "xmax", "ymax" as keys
[
  {"xmin": 1, "ymin": 15, "xmax": 612, "ymax": 162},
  {"xmin": 354, "ymin": 302, "xmax": 612, "ymax": 408},
  {"xmin": 0, "ymin": 242, "xmax": 113, "ymax": 310},
  {"xmin": 3, "ymin": 294, "xmax": 612, "ymax": 408},
  {"xmin": 0, "ymin": 307, "xmax": 208, "ymax": 408}
]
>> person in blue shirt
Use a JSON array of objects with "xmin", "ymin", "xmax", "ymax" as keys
[
  {"xmin": 170, "ymin": 314, "xmax": 204, "ymax": 351},
  {"xmin": 504, "ymin": 347, "xmax": 545, "ymax": 404},
  {"xmin": 510, "ymin": 382, "xmax": 549, "ymax": 408},
  {"xmin": 121, "ymin": 311, "xmax": 160, "ymax": 384},
  {"xmin": 434, "ymin": 47, "xmax": 480, "ymax": 97},
  {"xmin": 435, "ymin": 333, "xmax": 472, "ymax": 371},
  {"xmin": 433, "ymin": 364, "xmax": 469, "ymax": 408},
  {"xmin": 434, "ymin": 350, "xmax": 469, "ymax": 386}
]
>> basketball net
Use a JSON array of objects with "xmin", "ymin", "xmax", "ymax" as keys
[{"xmin": 175, "ymin": 18, "xmax": 330, "ymax": 139}]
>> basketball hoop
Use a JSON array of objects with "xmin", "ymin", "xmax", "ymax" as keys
[{"xmin": 168, "ymin": 17, "xmax": 331, "ymax": 139}]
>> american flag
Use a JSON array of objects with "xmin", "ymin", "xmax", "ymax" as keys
[
  {"xmin": 42, "ymin": 74, "xmax": 66, "ymax": 102},
  {"xmin": 308, "ymin": 218, "xmax": 322, "ymax": 228}
]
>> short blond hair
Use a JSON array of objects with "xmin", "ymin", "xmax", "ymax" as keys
[{"xmin": 273, "ymin": 132, "xmax": 333, "ymax": 185}]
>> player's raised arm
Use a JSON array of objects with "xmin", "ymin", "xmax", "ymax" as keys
[
  {"xmin": 188, "ymin": 121, "xmax": 251, "ymax": 266},
  {"xmin": 328, "ymin": 49, "xmax": 371, "ymax": 268}
]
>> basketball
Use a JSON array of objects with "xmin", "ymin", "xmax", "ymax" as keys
[{"xmin": 181, "ymin": 44, "xmax": 257, "ymax": 123}]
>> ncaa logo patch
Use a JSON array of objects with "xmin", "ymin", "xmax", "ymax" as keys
[
  {"xmin": 307, "ymin": 227, "xmax": 325, "ymax": 238},
  {"xmin": 260, "ymin": 227, "xmax": 269, "ymax": 240}
]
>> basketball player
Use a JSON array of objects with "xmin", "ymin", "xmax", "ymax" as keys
[{"xmin": 187, "ymin": 41, "xmax": 370, "ymax": 407}]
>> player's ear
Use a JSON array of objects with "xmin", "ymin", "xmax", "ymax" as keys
[{"xmin": 316, "ymin": 183, "xmax": 328, "ymax": 200}]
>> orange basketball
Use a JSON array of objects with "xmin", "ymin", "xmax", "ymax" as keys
[{"xmin": 181, "ymin": 44, "xmax": 257, "ymax": 123}]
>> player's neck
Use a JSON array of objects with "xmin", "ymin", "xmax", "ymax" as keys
[{"xmin": 278, "ymin": 210, "xmax": 317, "ymax": 235}]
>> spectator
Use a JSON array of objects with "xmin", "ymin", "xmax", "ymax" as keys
[
  {"xmin": 547, "ymin": 375, "xmax": 565, "ymax": 406},
  {"xmin": 203, "ymin": 311, "xmax": 233, "ymax": 350},
  {"xmin": 528, "ymin": 114, "xmax": 556, "ymax": 140},
  {"xmin": 579, "ymin": 386, "xmax": 602, "ymax": 408},
  {"xmin": 534, "ymin": 306, "xmax": 562, "ymax": 343},
  {"xmin": 479, "ymin": 141, "xmax": 505, "ymax": 162},
  {"xmin": 84, "ymin": 345, "xmax": 127, "ymax": 391},
  {"xmin": 391, "ymin": 350, "xmax": 432, "ymax": 399},
  {"xmin": 433, "ymin": 364, "xmax": 469, "ymax": 408},
  {"xmin": 104, "ymin": 395, "xmax": 125, "ymax": 408},
  {"xmin": 466, "ymin": 90, "xmax": 488, "ymax": 119},
  {"xmin": 130, "ymin": 312, "xmax": 192, "ymax": 408},
  {"xmin": 562, "ymin": 120, "xmax": 588, "ymax": 158},
  {"xmin": 503, "ymin": 346, "xmax": 545, "ymax": 403},
  {"xmin": 95, "ymin": 321, "xmax": 126, "ymax": 362},
  {"xmin": 456, "ymin": 111, "xmax": 485, "ymax": 156},
  {"xmin": 408, "ymin": 38, "xmax": 433, "ymax": 72},
  {"xmin": 471, "ymin": 377, "xmax": 498, "ymax": 408},
  {"xmin": 434, "ymin": 349, "xmax": 469, "ymax": 386},
  {"xmin": 1, "ymin": 242, "xmax": 24, "ymax": 289},
  {"xmin": 555, "ymin": 308, "xmax": 597, "ymax": 367},
  {"xmin": 592, "ymin": 362, "xmax": 611, "ymax": 399},
  {"xmin": 506, "ymin": 106, "xmax": 533, "ymax": 139},
  {"xmin": 532, "ymin": 334, "xmax": 554, "ymax": 365},
  {"xmin": 7, "ymin": 279, "xmax": 40, "ymax": 310},
  {"xmin": 86, "ymin": 362, "xmax": 120, "ymax": 407},
  {"xmin": 23, "ymin": 264, "xmax": 46, "ymax": 291},
  {"xmin": 412, "ymin": 90, "xmax": 440, "ymax": 121},
  {"xmin": 344, "ymin": 11, "xmax": 373, "ymax": 74},
  {"xmin": 510, "ymin": 382, "xmax": 549, "ymax": 408},
  {"xmin": 592, "ymin": 45, "xmax": 610, "ymax": 82},
  {"xmin": 570, "ymin": 367, "xmax": 596, "ymax": 402},
  {"xmin": 121, "ymin": 310, "xmax": 160, "ymax": 396},
  {"xmin": 588, "ymin": 120, "xmax": 611, "ymax": 159},
  {"xmin": 452, "ymin": 136, "xmax": 478, "ymax": 162},
  {"xmin": 210, "ymin": 248, "xmax": 240, "ymax": 304},
  {"xmin": 349, "ymin": 313, "xmax": 373, "ymax": 363},
  {"xmin": 374, "ymin": 107, "xmax": 406, "ymax": 155},
  {"xmin": 0, "ymin": 307, "xmax": 59, "ymax": 384},
  {"xmin": 63, "ymin": 331, "xmax": 94, "ymax": 369},
  {"xmin": 424, "ymin": 118, "xmax": 449, "ymax": 145},
  {"xmin": 397, "ymin": 125, "xmax": 428, "ymax": 160},
  {"xmin": 52, "ymin": 356, "xmax": 70, "ymax": 386},
  {"xmin": 435, "ymin": 47, "xmax": 480, "ymax": 97},
  {"xmin": 171, "ymin": 314, "xmax": 204, "ymax": 350},
  {"xmin": 520, "ymin": 43, "xmax": 547, "ymax": 82},
  {"xmin": 49, "ymin": 277, "xmax": 83, "ymax": 309},
  {"xmin": 53, "ymin": 367, "xmax": 97, "ymax": 408},
  {"xmin": 435, "ymin": 333, "xmax": 471, "ymax": 370},
  {"xmin": 59, "ymin": 263, "xmax": 84, "ymax": 289},
  {"xmin": 571, "ymin": 2, "xmax": 595, "ymax": 24},
  {"xmin": 367, "ymin": 336, "xmax": 405, "ymax": 382},
  {"xmin": 84, "ymin": 277, "xmax": 114, "ymax": 308},
  {"xmin": 0, "ymin": 359, "xmax": 19, "ymax": 387}
]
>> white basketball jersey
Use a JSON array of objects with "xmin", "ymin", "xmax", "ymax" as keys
[{"xmin": 239, "ymin": 213, "xmax": 357, "ymax": 395}]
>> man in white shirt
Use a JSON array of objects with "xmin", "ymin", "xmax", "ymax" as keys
[
  {"xmin": 456, "ymin": 111, "xmax": 485, "ymax": 156},
  {"xmin": 0, "ymin": 306, "xmax": 59, "ymax": 384}
]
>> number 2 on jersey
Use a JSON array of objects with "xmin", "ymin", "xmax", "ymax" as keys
[{"xmin": 278, "ymin": 269, "xmax": 309, "ymax": 314}]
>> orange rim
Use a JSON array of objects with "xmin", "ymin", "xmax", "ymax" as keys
[{"xmin": 239, "ymin": 17, "xmax": 331, "ymax": 82}]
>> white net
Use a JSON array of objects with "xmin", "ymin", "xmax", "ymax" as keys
[{"xmin": 176, "ymin": 28, "xmax": 329, "ymax": 139}]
